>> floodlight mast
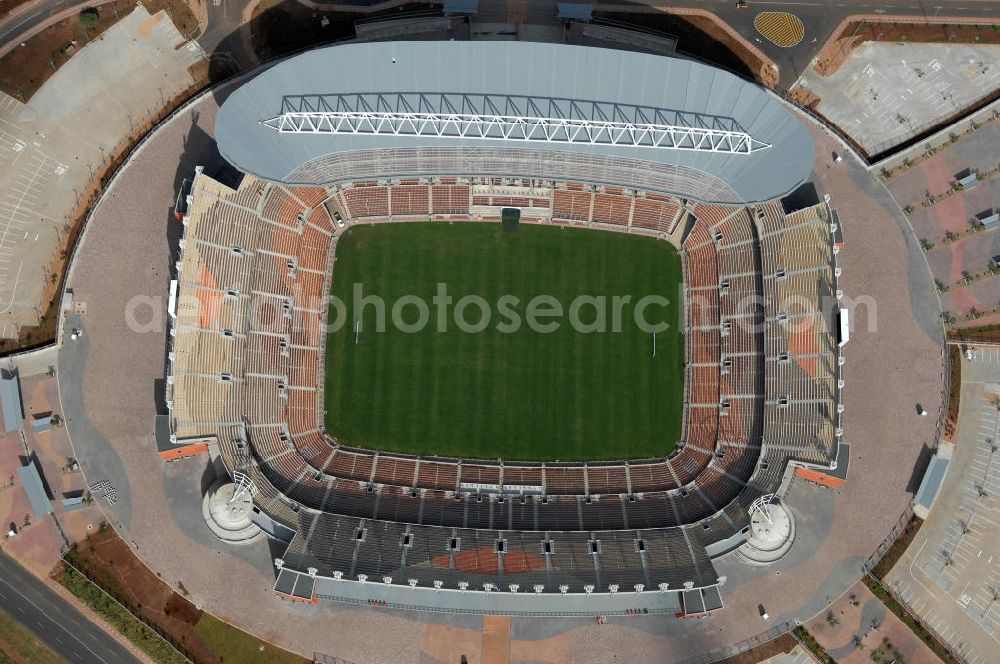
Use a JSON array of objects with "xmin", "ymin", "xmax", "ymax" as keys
[
  {"xmin": 261, "ymin": 111, "xmax": 770, "ymax": 155},
  {"xmin": 231, "ymin": 471, "xmax": 257, "ymax": 503},
  {"xmin": 748, "ymin": 493, "xmax": 776, "ymax": 525}
]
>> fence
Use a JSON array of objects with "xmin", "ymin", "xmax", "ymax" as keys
[
  {"xmin": 312, "ymin": 655, "xmax": 357, "ymax": 664},
  {"xmin": 862, "ymin": 502, "xmax": 915, "ymax": 575},
  {"xmin": 867, "ymin": 574, "xmax": 967, "ymax": 664},
  {"xmin": 312, "ymin": 592, "xmax": 678, "ymax": 617},
  {"xmin": 673, "ymin": 621, "xmax": 794, "ymax": 664},
  {"xmin": 59, "ymin": 554, "xmax": 196, "ymax": 663}
]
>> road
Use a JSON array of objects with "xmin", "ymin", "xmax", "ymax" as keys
[
  {"xmin": 0, "ymin": 549, "xmax": 143, "ymax": 664},
  {"xmin": 693, "ymin": 0, "xmax": 999, "ymax": 88},
  {"xmin": 0, "ymin": 0, "xmax": 112, "ymax": 60},
  {"xmin": 199, "ymin": 0, "xmax": 1000, "ymax": 90},
  {"xmin": 2, "ymin": 0, "xmax": 998, "ymax": 89}
]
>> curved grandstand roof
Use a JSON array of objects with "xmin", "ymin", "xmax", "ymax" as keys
[{"xmin": 216, "ymin": 41, "xmax": 814, "ymax": 205}]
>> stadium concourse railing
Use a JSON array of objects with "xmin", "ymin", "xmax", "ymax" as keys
[
  {"xmin": 166, "ymin": 169, "xmax": 852, "ymax": 600},
  {"xmin": 160, "ymin": 16, "xmax": 848, "ymax": 608},
  {"xmin": 310, "ymin": 594, "xmax": 680, "ymax": 618}
]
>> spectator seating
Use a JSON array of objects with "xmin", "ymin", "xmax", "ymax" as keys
[{"xmin": 171, "ymin": 170, "xmax": 840, "ymax": 596}]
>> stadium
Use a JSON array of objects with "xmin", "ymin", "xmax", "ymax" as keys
[
  {"xmin": 155, "ymin": 40, "xmax": 846, "ymax": 617},
  {"xmin": 50, "ymin": 20, "xmax": 949, "ymax": 659}
]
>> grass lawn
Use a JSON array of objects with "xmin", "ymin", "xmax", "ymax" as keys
[
  {"xmin": 0, "ymin": 608, "xmax": 65, "ymax": 664},
  {"xmin": 325, "ymin": 222, "xmax": 684, "ymax": 461},
  {"xmin": 194, "ymin": 614, "xmax": 307, "ymax": 664}
]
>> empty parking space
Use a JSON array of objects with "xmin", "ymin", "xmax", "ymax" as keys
[
  {"xmin": 0, "ymin": 6, "xmax": 205, "ymax": 340},
  {"xmin": 888, "ymin": 353, "xmax": 1000, "ymax": 663},
  {"xmin": 0, "ymin": 110, "xmax": 72, "ymax": 339},
  {"xmin": 796, "ymin": 43, "xmax": 1000, "ymax": 156}
]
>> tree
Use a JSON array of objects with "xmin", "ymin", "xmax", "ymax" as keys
[{"xmin": 79, "ymin": 8, "xmax": 99, "ymax": 30}]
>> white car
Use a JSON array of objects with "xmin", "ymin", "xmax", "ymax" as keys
[{"xmin": 334, "ymin": 211, "xmax": 345, "ymax": 229}]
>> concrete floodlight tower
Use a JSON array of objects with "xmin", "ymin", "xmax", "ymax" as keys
[
  {"xmin": 202, "ymin": 472, "xmax": 263, "ymax": 545},
  {"xmin": 737, "ymin": 494, "xmax": 795, "ymax": 565}
]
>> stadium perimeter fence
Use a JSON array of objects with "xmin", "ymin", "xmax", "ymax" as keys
[
  {"xmin": 59, "ymin": 555, "xmax": 196, "ymax": 663},
  {"xmin": 866, "ymin": 574, "xmax": 967, "ymax": 664},
  {"xmin": 671, "ymin": 621, "xmax": 794, "ymax": 664},
  {"xmin": 313, "ymin": 593, "xmax": 675, "ymax": 618}
]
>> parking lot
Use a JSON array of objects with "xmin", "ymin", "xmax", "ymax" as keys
[
  {"xmin": 0, "ymin": 7, "xmax": 204, "ymax": 340},
  {"xmin": 887, "ymin": 347, "xmax": 1000, "ymax": 664},
  {"xmin": 0, "ymin": 94, "xmax": 72, "ymax": 339},
  {"xmin": 797, "ymin": 42, "xmax": 1000, "ymax": 156}
]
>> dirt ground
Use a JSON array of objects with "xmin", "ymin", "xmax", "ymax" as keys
[
  {"xmin": 0, "ymin": 0, "xmax": 198, "ymax": 101},
  {"xmin": 63, "ymin": 526, "xmax": 218, "ymax": 663},
  {"xmin": 817, "ymin": 21, "xmax": 1000, "ymax": 77},
  {"xmin": 0, "ymin": 0, "xmax": 31, "ymax": 15},
  {"xmin": 715, "ymin": 633, "xmax": 799, "ymax": 664},
  {"xmin": 786, "ymin": 86, "xmax": 822, "ymax": 110},
  {"xmin": 0, "ymin": 0, "xmax": 134, "ymax": 100}
]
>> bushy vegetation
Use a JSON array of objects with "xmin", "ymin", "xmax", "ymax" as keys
[
  {"xmin": 79, "ymin": 8, "xmax": 100, "ymax": 29},
  {"xmin": 58, "ymin": 564, "xmax": 188, "ymax": 664},
  {"xmin": 791, "ymin": 626, "xmax": 835, "ymax": 663},
  {"xmin": 863, "ymin": 576, "xmax": 962, "ymax": 664}
]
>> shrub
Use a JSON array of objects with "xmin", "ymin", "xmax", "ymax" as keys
[{"xmin": 79, "ymin": 8, "xmax": 99, "ymax": 30}]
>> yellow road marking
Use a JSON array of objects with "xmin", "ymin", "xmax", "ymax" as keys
[{"xmin": 754, "ymin": 11, "xmax": 805, "ymax": 48}]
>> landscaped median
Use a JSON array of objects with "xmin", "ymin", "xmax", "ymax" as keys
[
  {"xmin": 56, "ymin": 525, "xmax": 307, "ymax": 664},
  {"xmin": 58, "ymin": 562, "xmax": 188, "ymax": 664},
  {"xmin": 0, "ymin": 607, "xmax": 65, "ymax": 664},
  {"xmin": 863, "ymin": 575, "xmax": 962, "ymax": 664},
  {"xmin": 791, "ymin": 626, "xmax": 835, "ymax": 664}
]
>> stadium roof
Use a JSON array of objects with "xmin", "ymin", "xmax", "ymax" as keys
[{"xmin": 216, "ymin": 41, "xmax": 814, "ymax": 204}]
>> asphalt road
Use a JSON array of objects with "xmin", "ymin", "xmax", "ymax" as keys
[
  {"xmin": 2, "ymin": 0, "xmax": 998, "ymax": 88},
  {"xmin": 642, "ymin": 0, "xmax": 999, "ymax": 88},
  {"xmin": 0, "ymin": 549, "xmax": 142, "ymax": 664},
  {"xmin": 0, "ymin": 0, "xmax": 109, "ymax": 60}
]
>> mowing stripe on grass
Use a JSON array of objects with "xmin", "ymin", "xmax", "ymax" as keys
[{"xmin": 325, "ymin": 222, "xmax": 684, "ymax": 461}]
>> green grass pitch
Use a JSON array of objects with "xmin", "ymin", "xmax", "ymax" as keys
[{"xmin": 324, "ymin": 222, "xmax": 685, "ymax": 461}]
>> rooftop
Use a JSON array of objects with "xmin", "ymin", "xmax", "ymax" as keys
[{"xmin": 216, "ymin": 41, "xmax": 814, "ymax": 204}]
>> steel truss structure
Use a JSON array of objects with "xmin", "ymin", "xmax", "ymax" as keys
[{"xmin": 261, "ymin": 93, "xmax": 771, "ymax": 155}]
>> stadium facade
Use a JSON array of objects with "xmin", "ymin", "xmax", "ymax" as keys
[{"xmin": 166, "ymin": 41, "xmax": 845, "ymax": 615}]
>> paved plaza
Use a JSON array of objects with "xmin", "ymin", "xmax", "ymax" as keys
[
  {"xmin": 883, "ymin": 121, "xmax": 1000, "ymax": 326},
  {"xmin": 887, "ymin": 347, "xmax": 1000, "ymax": 664},
  {"xmin": 797, "ymin": 42, "xmax": 1000, "ymax": 156},
  {"xmin": 803, "ymin": 580, "xmax": 940, "ymax": 664},
  {"xmin": 0, "ymin": 7, "xmax": 203, "ymax": 339}
]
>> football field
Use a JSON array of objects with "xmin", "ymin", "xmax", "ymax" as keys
[{"xmin": 324, "ymin": 222, "xmax": 684, "ymax": 461}]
